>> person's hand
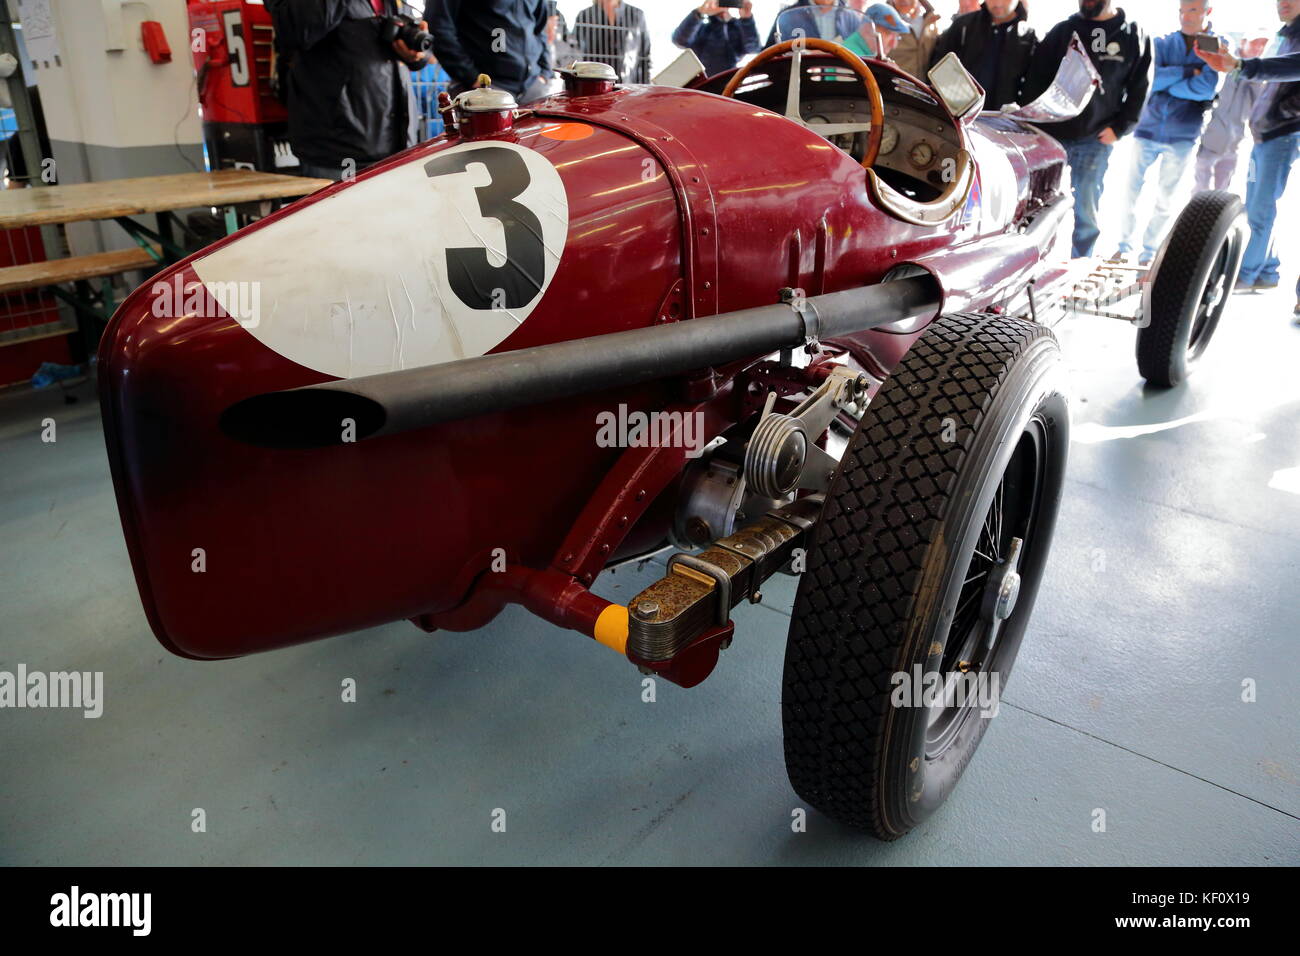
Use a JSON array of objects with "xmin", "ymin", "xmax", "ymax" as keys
[
  {"xmin": 1195, "ymin": 43, "xmax": 1239, "ymax": 73},
  {"xmin": 1242, "ymin": 36, "xmax": 1269, "ymax": 59},
  {"xmin": 698, "ymin": 1, "xmax": 722, "ymax": 15},
  {"xmin": 924, "ymin": 12, "xmax": 942, "ymax": 27},
  {"xmin": 392, "ymin": 20, "xmax": 430, "ymax": 65},
  {"xmin": 1097, "ymin": 127, "xmax": 1117, "ymax": 145},
  {"xmin": 547, "ymin": 14, "xmax": 558, "ymax": 45}
]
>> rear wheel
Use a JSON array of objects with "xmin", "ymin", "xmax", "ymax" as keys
[
  {"xmin": 1137, "ymin": 190, "xmax": 1246, "ymax": 388},
  {"xmin": 782, "ymin": 312, "xmax": 1070, "ymax": 838}
]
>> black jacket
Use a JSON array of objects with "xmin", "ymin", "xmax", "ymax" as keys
[
  {"xmin": 425, "ymin": 0, "xmax": 550, "ymax": 96},
  {"xmin": 1241, "ymin": 49, "xmax": 1300, "ymax": 83},
  {"xmin": 267, "ymin": 0, "xmax": 418, "ymax": 167},
  {"xmin": 930, "ymin": 2, "xmax": 1036, "ymax": 110},
  {"xmin": 1022, "ymin": 8, "xmax": 1153, "ymax": 142},
  {"xmin": 268, "ymin": 0, "xmax": 420, "ymax": 168},
  {"xmin": 1250, "ymin": 18, "xmax": 1300, "ymax": 142},
  {"xmin": 672, "ymin": 11, "xmax": 760, "ymax": 77}
]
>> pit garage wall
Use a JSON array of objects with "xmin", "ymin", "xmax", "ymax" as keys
[{"xmin": 19, "ymin": 0, "xmax": 203, "ymax": 256}]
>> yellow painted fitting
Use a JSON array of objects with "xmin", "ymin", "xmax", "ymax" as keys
[{"xmin": 593, "ymin": 604, "xmax": 629, "ymax": 654}]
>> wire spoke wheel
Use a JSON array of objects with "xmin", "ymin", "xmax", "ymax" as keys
[
  {"xmin": 926, "ymin": 417, "xmax": 1048, "ymax": 760},
  {"xmin": 1138, "ymin": 190, "xmax": 1247, "ymax": 387},
  {"xmin": 1189, "ymin": 240, "xmax": 1229, "ymax": 353},
  {"xmin": 783, "ymin": 312, "xmax": 1070, "ymax": 839}
]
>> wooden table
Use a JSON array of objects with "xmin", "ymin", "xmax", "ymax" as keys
[
  {"xmin": 0, "ymin": 169, "xmax": 330, "ymax": 349},
  {"xmin": 0, "ymin": 169, "xmax": 330, "ymax": 229}
]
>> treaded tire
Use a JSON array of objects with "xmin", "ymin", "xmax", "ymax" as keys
[
  {"xmin": 1137, "ymin": 190, "xmax": 1246, "ymax": 388},
  {"xmin": 782, "ymin": 312, "xmax": 1070, "ymax": 838}
]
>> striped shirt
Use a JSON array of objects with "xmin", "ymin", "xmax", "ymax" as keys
[{"xmin": 572, "ymin": 2, "xmax": 651, "ymax": 84}]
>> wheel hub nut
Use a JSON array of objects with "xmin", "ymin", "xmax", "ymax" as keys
[
  {"xmin": 1205, "ymin": 276, "xmax": 1225, "ymax": 309},
  {"xmin": 980, "ymin": 536, "xmax": 1024, "ymax": 628},
  {"xmin": 993, "ymin": 570, "xmax": 1020, "ymax": 621}
]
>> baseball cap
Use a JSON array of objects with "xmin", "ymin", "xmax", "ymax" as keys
[{"xmin": 865, "ymin": 3, "xmax": 911, "ymax": 33}]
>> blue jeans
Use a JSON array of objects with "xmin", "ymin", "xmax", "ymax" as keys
[
  {"xmin": 1240, "ymin": 133, "xmax": 1300, "ymax": 285},
  {"xmin": 1060, "ymin": 138, "xmax": 1114, "ymax": 258},
  {"xmin": 1117, "ymin": 137, "xmax": 1196, "ymax": 260}
]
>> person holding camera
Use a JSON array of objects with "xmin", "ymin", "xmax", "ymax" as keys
[
  {"xmin": 267, "ymin": 0, "xmax": 430, "ymax": 181},
  {"xmin": 672, "ymin": 2, "xmax": 760, "ymax": 78},
  {"xmin": 766, "ymin": 0, "xmax": 863, "ymax": 47},
  {"xmin": 1193, "ymin": 36, "xmax": 1268, "ymax": 192},
  {"xmin": 1197, "ymin": 29, "xmax": 1300, "ymax": 80},
  {"xmin": 1206, "ymin": 0, "xmax": 1300, "ymax": 298},
  {"xmin": 1199, "ymin": 2, "xmax": 1300, "ymax": 317},
  {"xmin": 425, "ymin": 0, "xmax": 553, "ymax": 103},
  {"xmin": 1111, "ymin": 1, "xmax": 1220, "ymax": 266}
]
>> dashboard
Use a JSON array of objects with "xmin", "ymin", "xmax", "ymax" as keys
[
  {"xmin": 704, "ymin": 58, "xmax": 965, "ymax": 203},
  {"xmin": 803, "ymin": 96, "xmax": 962, "ymax": 201}
]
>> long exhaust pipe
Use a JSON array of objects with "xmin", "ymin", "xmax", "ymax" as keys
[{"xmin": 220, "ymin": 275, "xmax": 941, "ymax": 449}]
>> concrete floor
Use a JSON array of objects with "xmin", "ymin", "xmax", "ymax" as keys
[{"xmin": 2, "ymin": 288, "xmax": 1298, "ymax": 866}]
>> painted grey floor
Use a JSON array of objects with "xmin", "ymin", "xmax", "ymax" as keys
[{"xmin": 2, "ymin": 289, "xmax": 1298, "ymax": 866}]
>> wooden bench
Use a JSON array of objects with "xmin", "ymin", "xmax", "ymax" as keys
[
  {"xmin": 0, "ymin": 316, "xmax": 78, "ymax": 347},
  {"xmin": 0, "ymin": 244, "xmax": 163, "ymax": 348},
  {"xmin": 0, "ymin": 244, "xmax": 160, "ymax": 295}
]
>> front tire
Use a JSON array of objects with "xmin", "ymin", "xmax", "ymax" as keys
[
  {"xmin": 1137, "ymin": 190, "xmax": 1246, "ymax": 388},
  {"xmin": 782, "ymin": 312, "xmax": 1070, "ymax": 838}
]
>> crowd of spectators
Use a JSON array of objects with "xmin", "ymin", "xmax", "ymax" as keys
[{"xmin": 269, "ymin": 0, "xmax": 1300, "ymax": 316}]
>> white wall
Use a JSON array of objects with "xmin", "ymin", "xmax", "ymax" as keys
[
  {"xmin": 13, "ymin": 0, "xmax": 204, "ymax": 255},
  {"xmin": 27, "ymin": 0, "xmax": 200, "ymax": 150}
]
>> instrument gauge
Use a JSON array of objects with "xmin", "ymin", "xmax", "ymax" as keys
[
  {"xmin": 879, "ymin": 125, "xmax": 899, "ymax": 156},
  {"xmin": 909, "ymin": 141, "xmax": 935, "ymax": 168}
]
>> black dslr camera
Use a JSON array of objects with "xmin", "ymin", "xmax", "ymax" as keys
[{"xmin": 377, "ymin": 15, "xmax": 434, "ymax": 54}]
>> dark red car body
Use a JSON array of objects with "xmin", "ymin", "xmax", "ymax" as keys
[{"xmin": 98, "ymin": 54, "xmax": 1071, "ymax": 662}]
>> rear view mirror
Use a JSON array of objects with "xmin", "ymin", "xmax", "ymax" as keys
[
  {"xmin": 653, "ymin": 50, "xmax": 706, "ymax": 88},
  {"xmin": 927, "ymin": 52, "xmax": 985, "ymax": 123}
]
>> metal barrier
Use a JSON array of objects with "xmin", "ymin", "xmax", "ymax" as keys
[{"xmin": 409, "ymin": 62, "xmax": 452, "ymax": 140}]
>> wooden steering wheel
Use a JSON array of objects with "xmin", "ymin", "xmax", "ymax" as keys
[{"xmin": 721, "ymin": 37, "xmax": 885, "ymax": 170}]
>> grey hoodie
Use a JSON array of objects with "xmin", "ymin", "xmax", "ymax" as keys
[{"xmin": 1199, "ymin": 72, "xmax": 1261, "ymax": 155}]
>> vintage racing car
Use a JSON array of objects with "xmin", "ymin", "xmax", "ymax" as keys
[{"xmin": 98, "ymin": 11, "xmax": 1246, "ymax": 839}]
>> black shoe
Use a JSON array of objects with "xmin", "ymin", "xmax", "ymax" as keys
[
  {"xmin": 1234, "ymin": 278, "xmax": 1257, "ymax": 293},
  {"xmin": 1257, "ymin": 276, "xmax": 1280, "ymax": 291}
]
